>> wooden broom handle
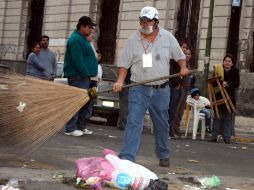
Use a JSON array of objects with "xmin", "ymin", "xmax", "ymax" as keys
[{"xmin": 97, "ymin": 69, "xmax": 198, "ymax": 94}]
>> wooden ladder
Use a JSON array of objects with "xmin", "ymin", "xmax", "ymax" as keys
[{"xmin": 207, "ymin": 76, "xmax": 236, "ymax": 119}]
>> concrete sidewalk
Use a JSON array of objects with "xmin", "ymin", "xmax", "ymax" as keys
[{"xmin": 235, "ymin": 116, "xmax": 254, "ymax": 135}]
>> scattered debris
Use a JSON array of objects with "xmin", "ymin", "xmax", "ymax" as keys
[
  {"xmin": 16, "ymin": 101, "xmax": 26, "ymax": 112},
  {"xmin": 52, "ymin": 174, "xmax": 64, "ymax": 181},
  {"xmin": 187, "ymin": 160, "xmax": 199, "ymax": 163},
  {"xmin": 178, "ymin": 177, "xmax": 200, "ymax": 185},
  {"xmin": 241, "ymin": 147, "xmax": 247, "ymax": 150},
  {"xmin": 108, "ymin": 135, "xmax": 117, "ymax": 138},
  {"xmin": 76, "ymin": 149, "xmax": 158, "ymax": 190},
  {"xmin": 198, "ymin": 175, "xmax": 221, "ymax": 188},
  {"xmin": 0, "ymin": 178, "xmax": 19, "ymax": 190}
]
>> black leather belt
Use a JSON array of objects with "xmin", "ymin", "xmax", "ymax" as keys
[{"xmin": 145, "ymin": 81, "xmax": 169, "ymax": 89}]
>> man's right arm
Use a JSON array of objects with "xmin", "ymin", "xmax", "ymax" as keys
[{"xmin": 113, "ymin": 67, "xmax": 128, "ymax": 92}]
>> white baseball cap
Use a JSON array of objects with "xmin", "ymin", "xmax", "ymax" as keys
[{"xmin": 139, "ymin": 6, "xmax": 159, "ymax": 20}]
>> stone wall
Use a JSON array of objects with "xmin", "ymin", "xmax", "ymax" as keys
[{"xmin": 0, "ymin": 0, "xmax": 29, "ymax": 60}]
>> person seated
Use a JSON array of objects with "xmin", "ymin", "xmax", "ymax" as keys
[{"xmin": 187, "ymin": 88, "xmax": 212, "ymax": 133}]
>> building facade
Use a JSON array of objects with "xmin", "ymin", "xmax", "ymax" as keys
[{"xmin": 0, "ymin": 0, "xmax": 254, "ymax": 115}]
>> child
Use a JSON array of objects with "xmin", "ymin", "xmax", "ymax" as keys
[{"xmin": 187, "ymin": 88, "xmax": 212, "ymax": 133}]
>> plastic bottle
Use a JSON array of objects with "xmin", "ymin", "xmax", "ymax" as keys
[
  {"xmin": 8, "ymin": 178, "xmax": 19, "ymax": 187},
  {"xmin": 199, "ymin": 175, "xmax": 221, "ymax": 188}
]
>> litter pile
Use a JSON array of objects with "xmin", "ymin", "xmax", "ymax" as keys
[{"xmin": 74, "ymin": 149, "xmax": 167, "ymax": 190}]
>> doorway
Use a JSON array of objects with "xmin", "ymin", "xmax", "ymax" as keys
[
  {"xmin": 26, "ymin": 0, "xmax": 45, "ymax": 57},
  {"xmin": 226, "ymin": 2, "xmax": 242, "ymax": 66},
  {"xmin": 175, "ymin": 0, "xmax": 201, "ymax": 68},
  {"xmin": 96, "ymin": 0, "xmax": 120, "ymax": 64}
]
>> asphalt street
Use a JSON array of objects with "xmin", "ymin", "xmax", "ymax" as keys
[{"xmin": 0, "ymin": 123, "xmax": 254, "ymax": 189}]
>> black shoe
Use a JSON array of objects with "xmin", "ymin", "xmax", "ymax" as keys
[
  {"xmin": 159, "ymin": 158, "xmax": 170, "ymax": 167},
  {"xmin": 224, "ymin": 139, "xmax": 231, "ymax": 144},
  {"xmin": 208, "ymin": 138, "xmax": 217, "ymax": 142}
]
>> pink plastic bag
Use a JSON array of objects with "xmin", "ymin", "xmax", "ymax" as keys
[{"xmin": 75, "ymin": 149, "xmax": 117, "ymax": 181}]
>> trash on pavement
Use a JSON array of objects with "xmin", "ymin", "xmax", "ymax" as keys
[
  {"xmin": 187, "ymin": 159, "xmax": 199, "ymax": 163},
  {"xmin": 52, "ymin": 174, "xmax": 64, "ymax": 180},
  {"xmin": 241, "ymin": 147, "xmax": 247, "ymax": 150},
  {"xmin": 108, "ymin": 135, "xmax": 117, "ymax": 138},
  {"xmin": 0, "ymin": 178, "xmax": 19, "ymax": 190},
  {"xmin": 144, "ymin": 179, "xmax": 168, "ymax": 190},
  {"xmin": 198, "ymin": 175, "xmax": 221, "ymax": 188},
  {"xmin": 75, "ymin": 148, "xmax": 159, "ymax": 190},
  {"xmin": 16, "ymin": 101, "xmax": 26, "ymax": 112}
]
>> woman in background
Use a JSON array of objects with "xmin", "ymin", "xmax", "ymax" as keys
[
  {"xmin": 26, "ymin": 42, "xmax": 45, "ymax": 79},
  {"xmin": 209, "ymin": 53, "xmax": 240, "ymax": 144}
]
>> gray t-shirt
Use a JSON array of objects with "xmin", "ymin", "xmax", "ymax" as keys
[
  {"xmin": 38, "ymin": 48, "xmax": 57, "ymax": 80},
  {"xmin": 117, "ymin": 27, "xmax": 185, "ymax": 85}
]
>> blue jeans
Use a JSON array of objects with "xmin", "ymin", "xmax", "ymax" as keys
[
  {"xmin": 200, "ymin": 108, "xmax": 212, "ymax": 127},
  {"xmin": 119, "ymin": 85, "xmax": 170, "ymax": 162},
  {"xmin": 65, "ymin": 77, "xmax": 91, "ymax": 133},
  {"xmin": 212, "ymin": 108, "xmax": 233, "ymax": 141}
]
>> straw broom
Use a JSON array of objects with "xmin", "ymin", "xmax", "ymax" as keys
[
  {"xmin": 0, "ymin": 69, "xmax": 197, "ymax": 151},
  {"xmin": 0, "ymin": 71, "xmax": 90, "ymax": 150}
]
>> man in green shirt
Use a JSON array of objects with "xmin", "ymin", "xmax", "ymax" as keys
[{"xmin": 64, "ymin": 16, "xmax": 98, "ymax": 136}]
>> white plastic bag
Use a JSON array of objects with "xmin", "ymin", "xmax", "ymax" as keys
[{"xmin": 106, "ymin": 154, "xmax": 158, "ymax": 190}]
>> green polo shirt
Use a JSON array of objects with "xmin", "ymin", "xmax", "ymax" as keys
[{"xmin": 64, "ymin": 30, "xmax": 98, "ymax": 77}]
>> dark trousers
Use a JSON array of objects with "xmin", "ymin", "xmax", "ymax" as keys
[
  {"xmin": 65, "ymin": 77, "xmax": 91, "ymax": 133},
  {"xmin": 169, "ymin": 87, "xmax": 188, "ymax": 136},
  {"xmin": 117, "ymin": 88, "xmax": 129, "ymax": 130},
  {"xmin": 212, "ymin": 107, "xmax": 233, "ymax": 141}
]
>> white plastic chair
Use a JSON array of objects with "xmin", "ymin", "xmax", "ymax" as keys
[{"xmin": 185, "ymin": 101, "xmax": 206, "ymax": 140}]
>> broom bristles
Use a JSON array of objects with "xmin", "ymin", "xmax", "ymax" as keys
[{"xmin": 0, "ymin": 71, "xmax": 90, "ymax": 150}]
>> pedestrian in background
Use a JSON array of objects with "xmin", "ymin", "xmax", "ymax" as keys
[
  {"xmin": 26, "ymin": 42, "xmax": 46, "ymax": 79},
  {"xmin": 168, "ymin": 41, "xmax": 190, "ymax": 138},
  {"xmin": 113, "ymin": 6, "xmax": 189, "ymax": 167},
  {"xmin": 209, "ymin": 53, "xmax": 240, "ymax": 144},
  {"xmin": 64, "ymin": 16, "xmax": 98, "ymax": 137},
  {"xmin": 38, "ymin": 35, "xmax": 57, "ymax": 80},
  {"xmin": 116, "ymin": 69, "xmax": 131, "ymax": 130}
]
